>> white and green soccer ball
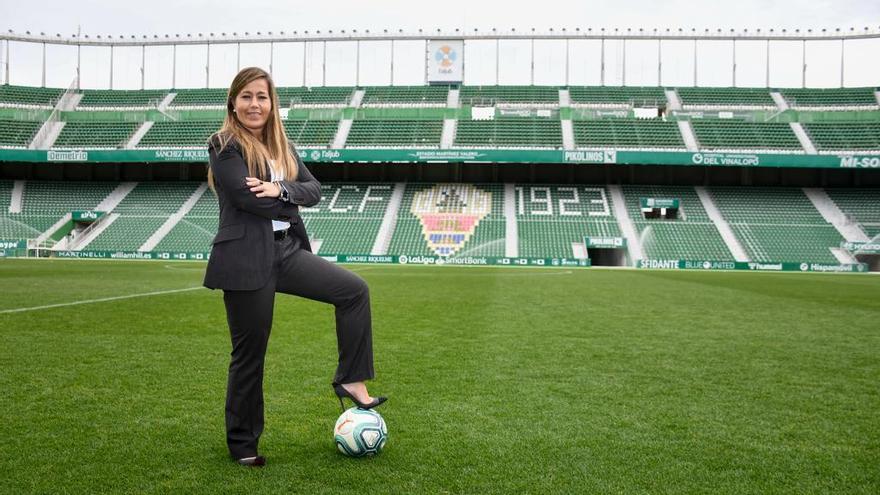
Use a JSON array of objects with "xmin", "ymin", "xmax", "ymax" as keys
[{"xmin": 334, "ymin": 407, "xmax": 387, "ymax": 457}]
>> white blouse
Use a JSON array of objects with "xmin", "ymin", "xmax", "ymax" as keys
[{"xmin": 269, "ymin": 162, "xmax": 291, "ymax": 232}]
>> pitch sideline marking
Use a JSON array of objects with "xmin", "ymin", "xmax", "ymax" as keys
[{"xmin": 0, "ymin": 286, "xmax": 205, "ymax": 315}]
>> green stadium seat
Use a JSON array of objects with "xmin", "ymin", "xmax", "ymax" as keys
[
  {"xmin": 804, "ymin": 123, "xmax": 880, "ymax": 152},
  {"xmin": 138, "ymin": 120, "xmax": 223, "ymax": 148},
  {"xmin": 153, "ymin": 187, "xmax": 218, "ymax": 252},
  {"xmin": 459, "ymin": 86, "xmax": 560, "ymax": 106},
  {"xmin": 568, "ymin": 86, "xmax": 667, "ymax": 107},
  {"xmin": 455, "ymin": 119, "xmax": 562, "ymax": 148},
  {"xmin": 691, "ymin": 121, "xmax": 802, "ymax": 151},
  {"xmin": 346, "ymin": 120, "xmax": 443, "ymax": 147},
  {"xmin": 284, "ymin": 120, "xmax": 339, "ymax": 147},
  {"xmin": 387, "ymin": 183, "xmax": 506, "ymax": 257},
  {"xmin": 0, "ymin": 180, "xmax": 117, "ymax": 241},
  {"xmin": 516, "ymin": 185, "xmax": 621, "ymax": 258},
  {"xmin": 572, "ymin": 120, "xmax": 684, "ymax": 149},
  {"xmin": 168, "ymin": 88, "xmax": 227, "ymax": 107},
  {"xmin": 360, "ymin": 86, "xmax": 450, "ymax": 107},
  {"xmin": 0, "ymin": 84, "xmax": 64, "ymax": 107},
  {"xmin": 77, "ymin": 89, "xmax": 169, "ymax": 109},
  {"xmin": 824, "ymin": 188, "xmax": 880, "ymax": 238},
  {"xmin": 710, "ymin": 187, "xmax": 842, "ymax": 263},
  {"xmin": 86, "ymin": 182, "xmax": 201, "ymax": 251},
  {"xmin": 301, "ymin": 184, "xmax": 394, "ymax": 254},
  {"xmin": 278, "ymin": 87, "xmax": 355, "ymax": 107},
  {"xmin": 0, "ymin": 119, "xmax": 41, "ymax": 148},
  {"xmin": 622, "ymin": 185, "xmax": 734, "ymax": 261},
  {"xmin": 53, "ymin": 122, "xmax": 139, "ymax": 149},
  {"xmin": 781, "ymin": 87, "xmax": 879, "ymax": 109},
  {"xmin": 677, "ymin": 87, "xmax": 775, "ymax": 108}
]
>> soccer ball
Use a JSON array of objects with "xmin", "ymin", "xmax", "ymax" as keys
[{"xmin": 334, "ymin": 407, "xmax": 388, "ymax": 457}]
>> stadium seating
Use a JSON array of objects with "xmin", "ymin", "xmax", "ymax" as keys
[
  {"xmin": 360, "ymin": 86, "xmax": 450, "ymax": 106},
  {"xmin": 167, "ymin": 86, "xmax": 356, "ymax": 108},
  {"xmin": 516, "ymin": 185, "xmax": 621, "ymax": 258},
  {"xmin": 710, "ymin": 187, "xmax": 842, "ymax": 263},
  {"xmin": 300, "ymin": 183, "xmax": 393, "ymax": 254},
  {"xmin": 278, "ymin": 87, "xmax": 355, "ymax": 107},
  {"xmin": 803, "ymin": 123, "xmax": 880, "ymax": 152},
  {"xmin": 0, "ymin": 180, "xmax": 118, "ymax": 240},
  {"xmin": 568, "ymin": 86, "xmax": 667, "ymax": 107},
  {"xmin": 825, "ymin": 188, "xmax": 880, "ymax": 238},
  {"xmin": 137, "ymin": 120, "xmax": 222, "ymax": 148},
  {"xmin": 677, "ymin": 87, "xmax": 776, "ymax": 108},
  {"xmin": 284, "ymin": 119, "xmax": 340, "ymax": 147},
  {"xmin": 458, "ymin": 86, "xmax": 560, "ymax": 106},
  {"xmin": 346, "ymin": 119, "xmax": 443, "ymax": 147},
  {"xmin": 0, "ymin": 84, "xmax": 64, "ymax": 107},
  {"xmin": 168, "ymin": 88, "xmax": 227, "ymax": 107},
  {"xmin": 572, "ymin": 120, "xmax": 684, "ymax": 149},
  {"xmin": 153, "ymin": 185, "xmax": 217, "ymax": 252},
  {"xmin": 622, "ymin": 185, "xmax": 734, "ymax": 261},
  {"xmin": 53, "ymin": 122, "xmax": 139, "ymax": 149},
  {"xmin": 86, "ymin": 182, "xmax": 201, "ymax": 251},
  {"xmin": 691, "ymin": 121, "xmax": 802, "ymax": 151},
  {"xmin": 387, "ymin": 183, "xmax": 506, "ymax": 257},
  {"xmin": 77, "ymin": 89, "xmax": 169, "ymax": 108},
  {"xmin": 455, "ymin": 119, "xmax": 562, "ymax": 148},
  {"xmin": 0, "ymin": 119, "xmax": 41, "ymax": 148},
  {"xmin": 780, "ymin": 87, "xmax": 879, "ymax": 109}
]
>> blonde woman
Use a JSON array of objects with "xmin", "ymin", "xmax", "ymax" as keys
[{"xmin": 205, "ymin": 67, "xmax": 386, "ymax": 467}]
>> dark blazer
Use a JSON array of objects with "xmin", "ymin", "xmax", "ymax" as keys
[{"xmin": 203, "ymin": 134, "xmax": 322, "ymax": 291}]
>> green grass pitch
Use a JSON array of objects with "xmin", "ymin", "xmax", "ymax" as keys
[{"xmin": 1, "ymin": 258, "xmax": 878, "ymax": 494}]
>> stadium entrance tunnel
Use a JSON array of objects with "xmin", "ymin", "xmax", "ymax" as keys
[
  {"xmin": 587, "ymin": 248, "xmax": 627, "ymax": 267},
  {"xmin": 855, "ymin": 254, "xmax": 880, "ymax": 272}
]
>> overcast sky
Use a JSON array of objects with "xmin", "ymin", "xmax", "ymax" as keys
[{"xmin": 2, "ymin": 0, "xmax": 879, "ymax": 89}]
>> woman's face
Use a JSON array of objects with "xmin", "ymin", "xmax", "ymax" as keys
[{"xmin": 234, "ymin": 78, "xmax": 271, "ymax": 137}]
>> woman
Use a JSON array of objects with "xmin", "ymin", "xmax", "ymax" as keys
[{"xmin": 204, "ymin": 67, "xmax": 386, "ymax": 467}]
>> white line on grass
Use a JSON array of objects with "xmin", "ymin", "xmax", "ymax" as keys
[{"xmin": 0, "ymin": 286, "xmax": 205, "ymax": 314}]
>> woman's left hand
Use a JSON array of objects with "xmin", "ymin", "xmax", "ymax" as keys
[{"xmin": 246, "ymin": 177, "xmax": 281, "ymax": 198}]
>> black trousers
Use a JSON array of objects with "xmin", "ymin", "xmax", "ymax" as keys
[{"xmin": 221, "ymin": 235, "xmax": 374, "ymax": 459}]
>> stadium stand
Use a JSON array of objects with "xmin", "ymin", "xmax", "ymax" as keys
[
  {"xmin": 360, "ymin": 86, "xmax": 450, "ymax": 106},
  {"xmin": 168, "ymin": 88, "xmax": 227, "ymax": 107},
  {"xmin": 153, "ymin": 184, "xmax": 217, "ymax": 252},
  {"xmin": 278, "ymin": 87, "xmax": 355, "ymax": 107},
  {"xmin": 284, "ymin": 119, "xmax": 340, "ymax": 147},
  {"xmin": 0, "ymin": 180, "xmax": 118, "ymax": 240},
  {"xmin": 455, "ymin": 119, "xmax": 562, "ymax": 148},
  {"xmin": 803, "ymin": 123, "xmax": 880, "ymax": 152},
  {"xmin": 346, "ymin": 119, "xmax": 443, "ymax": 147},
  {"xmin": 0, "ymin": 81, "xmax": 877, "ymax": 268},
  {"xmin": 568, "ymin": 86, "xmax": 667, "ymax": 107},
  {"xmin": 572, "ymin": 120, "xmax": 684, "ymax": 149},
  {"xmin": 458, "ymin": 86, "xmax": 560, "ymax": 106},
  {"xmin": 0, "ymin": 119, "xmax": 41, "ymax": 148},
  {"xmin": 516, "ymin": 185, "xmax": 621, "ymax": 258},
  {"xmin": 85, "ymin": 182, "xmax": 201, "ymax": 251},
  {"xmin": 0, "ymin": 84, "xmax": 64, "ymax": 107},
  {"xmin": 622, "ymin": 185, "xmax": 734, "ymax": 261},
  {"xmin": 677, "ymin": 87, "xmax": 776, "ymax": 108},
  {"xmin": 690, "ymin": 121, "xmax": 803, "ymax": 151},
  {"xmin": 710, "ymin": 187, "xmax": 843, "ymax": 263},
  {"xmin": 780, "ymin": 87, "xmax": 880, "ymax": 109},
  {"xmin": 53, "ymin": 122, "xmax": 139, "ymax": 149},
  {"xmin": 77, "ymin": 89, "xmax": 169, "ymax": 109},
  {"xmin": 300, "ymin": 183, "xmax": 393, "ymax": 254},
  {"xmin": 138, "ymin": 120, "xmax": 223, "ymax": 148},
  {"xmin": 825, "ymin": 188, "xmax": 880, "ymax": 238},
  {"xmin": 386, "ymin": 183, "xmax": 506, "ymax": 257}
]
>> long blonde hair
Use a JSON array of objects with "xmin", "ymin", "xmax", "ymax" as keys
[{"xmin": 208, "ymin": 67, "xmax": 298, "ymax": 190}]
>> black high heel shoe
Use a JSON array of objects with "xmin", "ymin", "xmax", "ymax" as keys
[{"xmin": 333, "ymin": 383, "xmax": 387, "ymax": 412}]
